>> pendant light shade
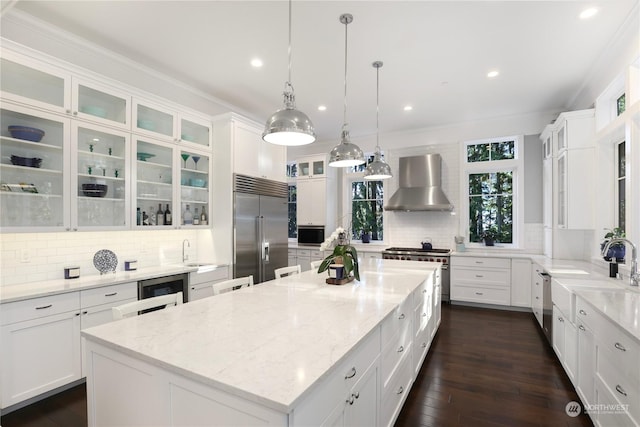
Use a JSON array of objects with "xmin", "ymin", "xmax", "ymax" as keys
[
  {"xmin": 329, "ymin": 13, "xmax": 365, "ymax": 168},
  {"xmin": 364, "ymin": 61, "xmax": 393, "ymax": 180},
  {"xmin": 262, "ymin": 0, "xmax": 316, "ymax": 146}
]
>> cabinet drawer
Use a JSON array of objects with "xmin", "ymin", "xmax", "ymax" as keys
[
  {"xmin": 381, "ymin": 297, "xmax": 412, "ymax": 344},
  {"xmin": 452, "ymin": 268, "xmax": 510, "ymax": 285},
  {"xmin": 595, "ymin": 375, "xmax": 639, "ymax": 427},
  {"xmin": 309, "ymin": 250, "xmax": 323, "ymax": 259},
  {"xmin": 414, "ymin": 298, "xmax": 432, "ymax": 336},
  {"xmin": 1, "ymin": 292, "xmax": 80, "ymax": 325},
  {"xmin": 597, "ymin": 324, "xmax": 640, "ymax": 386},
  {"xmin": 288, "ymin": 249, "xmax": 297, "ymax": 256},
  {"xmin": 380, "ymin": 323, "xmax": 411, "ymax": 390},
  {"xmin": 80, "ymin": 282, "xmax": 137, "ymax": 308},
  {"xmin": 597, "ymin": 350, "xmax": 640, "ymax": 422},
  {"xmin": 380, "ymin": 352, "xmax": 413, "ymax": 427},
  {"xmin": 296, "ymin": 249, "xmax": 311, "ymax": 258},
  {"xmin": 293, "ymin": 328, "xmax": 380, "ymax": 426},
  {"xmin": 413, "ymin": 323, "xmax": 431, "ymax": 375},
  {"xmin": 452, "ymin": 256, "xmax": 510, "ymax": 269},
  {"xmin": 551, "ymin": 280, "xmax": 573, "ymax": 322},
  {"xmin": 451, "ymin": 284, "xmax": 510, "ymax": 305},
  {"xmin": 189, "ymin": 267, "xmax": 228, "ymax": 285},
  {"xmin": 412, "ymin": 278, "xmax": 433, "ymax": 310}
]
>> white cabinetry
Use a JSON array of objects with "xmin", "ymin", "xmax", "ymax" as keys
[
  {"xmin": 0, "ymin": 282, "xmax": 137, "ymax": 410},
  {"xmin": 510, "ymin": 259, "xmax": 531, "ymax": 307},
  {"xmin": 188, "ymin": 266, "xmax": 229, "ymax": 301},
  {"xmin": 288, "ymin": 248, "xmax": 323, "ymax": 272},
  {"xmin": 1, "ymin": 292, "xmax": 81, "ymax": 408},
  {"xmin": 450, "ymin": 256, "xmax": 511, "ymax": 305},
  {"xmin": 213, "ymin": 114, "xmax": 286, "ymax": 182},
  {"xmin": 576, "ymin": 316, "xmax": 595, "ymax": 409},
  {"xmin": 531, "ymin": 263, "xmax": 544, "ymax": 328},
  {"xmin": 296, "ymin": 155, "xmax": 336, "ymax": 230}
]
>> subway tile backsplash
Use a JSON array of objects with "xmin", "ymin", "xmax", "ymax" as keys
[{"xmin": 0, "ymin": 229, "xmax": 204, "ymax": 286}]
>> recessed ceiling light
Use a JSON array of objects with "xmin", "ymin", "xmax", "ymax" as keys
[
  {"xmin": 487, "ymin": 70, "xmax": 500, "ymax": 78},
  {"xmin": 579, "ymin": 7, "xmax": 598, "ymax": 19},
  {"xmin": 317, "ymin": 105, "xmax": 327, "ymax": 111},
  {"xmin": 250, "ymin": 58, "xmax": 263, "ymax": 68},
  {"xmin": 403, "ymin": 105, "xmax": 413, "ymax": 111}
]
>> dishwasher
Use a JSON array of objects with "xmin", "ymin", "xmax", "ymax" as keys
[{"xmin": 540, "ymin": 271, "xmax": 552, "ymax": 344}]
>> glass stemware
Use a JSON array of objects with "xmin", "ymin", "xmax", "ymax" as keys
[
  {"xmin": 181, "ymin": 153, "xmax": 190, "ymax": 169},
  {"xmin": 192, "ymin": 156, "xmax": 201, "ymax": 171}
]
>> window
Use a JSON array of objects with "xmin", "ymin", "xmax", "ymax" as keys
[
  {"xmin": 462, "ymin": 137, "xmax": 522, "ymax": 246},
  {"xmin": 617, "ymin": 93, "xmax": 626, "ymax": 116},
  {"xmin": 351, "ymin": 180, "xmax": 384, "ymax": 241},
  {"xmin": 617, "ymin": 141, "xmax": 626, "ymax": 232},
  {"xmin": 286, "ymin": 162, "xmax": 297, "ymax": 238}
]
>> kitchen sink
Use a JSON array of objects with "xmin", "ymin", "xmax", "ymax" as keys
[{"xmin": 185, "ymin": 263, "xmax": 219, "ymax": 273}]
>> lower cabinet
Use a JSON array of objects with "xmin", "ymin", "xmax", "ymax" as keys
[
  {"xmin": 510, "ymin": 259, "xmax": 531, "ymax": 307},
  {"xmin": 576, "ymin": 318, "xmax": 595, "ymax": 409},
  {"xmin": 531, "ymin": 263, "xmax": 544, "ymax": 327},
  {"xmin": 1, "ymin": 281, "xmax": 137, "ymax": 410},
  {"xmin": 552, "ymin": 305, "xmax": 577, "ymax": 382},
  {"xmin": 188, "ymin": 266, "xmax": 229, "ymax": 301},
  {"xmin": 288, "ymin": 248, "xmax": 323, "ymax": 272},
  {"xmin": 450, "ymin": 256, "xmax": 511, "ymax": 305}
]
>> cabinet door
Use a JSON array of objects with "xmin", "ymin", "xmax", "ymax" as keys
[
  {"xmin": 1, "ymin": 311, "xmax": 81, "ymax": 408},
  {"xmin": 233, "ymin": 122, "xmax": 261, "ymax": 177},
  {"xmin": 345, "ymin": 362, "xmax": 378, "ymax": 427},
  {"xmin": 0, "ymin": 104, "xmax": 70, "ymax": 231},
  {"xmin": 556, "ymin": 153, "xmax": 567, "ymax": 228},
  {"xmin": 0, "ymin": 53, "xmax": 71, "ymax": 114},
  {"xmin": 542, "ymin": 157, "xmax": 553, "ymax": 229},
  {"xmin": 297, "ymin": 156, "xmax": 327, "ymax": 179},
  {"xmin": 133, "ymin": 98, "xmax": 177, "ymax": 141},
  {"xmin": 188, "ymin": 282, "xmax": 215, "ymax": 301},
  {"xmin": 133, "ymin": 136, "xmax": 175, "ymax": 228},
  {"xmin": 510, "ymin": 259, "xmax": 531, "ymax": 307},
  {"xmin": 72, "ymin": 78, "xmax": 130, "ymax": 130},
  {"xmin": 72, "ymin": 122, "xmax": 130, "ymax": 229},
  {"xmin": 178, "ymin": 114, "xmax": 211, "ymax": 149},
  {"xmin": 297, "ymin": 179, "xmax": 326, "ymax": 225},
  {"xmin": 564, "ymin": 320, "xmax": 577, "ymax": 383},
  {"xmin": 179, "ymin": 148, "xmax": 210, "ymax": 227},
  {"xmin": 552, "ymin": 305, "xmax": 565, "ymax": 362},
  {"xmin": 260, "ymin": 138, "xmax": 286, "ymax": 181},
  {"xmin": 577, "ymin": 322, "xmax": 595, "ymax": 407}
]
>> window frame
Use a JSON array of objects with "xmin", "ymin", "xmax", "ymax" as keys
[
  {"xmin": 341, "ymin": 169, "xmax": 386, "ymax": 244},
  {"xmin": 460, "ymin": 135, "xmax": 524, "ymax": 249}
]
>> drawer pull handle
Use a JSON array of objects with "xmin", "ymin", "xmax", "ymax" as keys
[
  {"xmin": 475, "ymin": 261, "xmax": 484, "ymax": 264},
  {"xmin": 475, "ymin": 292, "xmax": 483, "ymax": 296},
  {"xmin": 422, "ymin": 289, "xmax": 427, "ymax": 293},
  {"xmin": 345, "ymin": 367, "xmax": 356, "ymax": 379},
  {"xmin": 558, "ymin": 317, "xmax": 564, "ymax": 322},
  {"xmin": 578, "ymin": 325, "xmax": 586, "ymax": 331},
  {"xmin": 104, "ymin": 292, "xmax": 118, "ymax": 297},
  {"xmin": 536, "ymin": 296, "xmax": 539, "ymax": 300},
  {"xmin": 397, "ymin": 386, "xmax": 404, "ymax": 395},
  {"xmin": 615, "ymin": 385, "xmax": 627, "ymax": 397},
  {"xmin": 614, "ymin": 342, "xmax": 627, "ymax": 352},
  {"xmin": 475, "ymin": 275, "xmax": 484, "ymax": 278},
  {"xmin": 35, "ymin": 304, "xmax": 52, "ymax": 310},
  {"xmin": 346, "ymin": 396, "xmax": 354, "ymax": 405},
  {"xmin": 579, "ymin": 309, "xmax": 587, "ymax": 316},
  {"xmin": 398, "ymin": 313, "xmax": 405, "ymax": 320},
  {"xmin": 353, "ymin": 392, "xmax": 359, "ymax": 399},
  {"xmin": 82, "ymin": 310, "xmax": 88, "ymax": 315},
  {"xmin": 398, "ymin": 345, "xmax": 404, "ymax": 353},
  {"xmin": 422, "ymin": 312, "xmax": 427, "ymax": 317}
]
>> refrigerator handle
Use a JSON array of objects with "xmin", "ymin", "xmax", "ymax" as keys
[{"xmin": 263, "ymin": 242, "xmax": 270, "ymax": 263}]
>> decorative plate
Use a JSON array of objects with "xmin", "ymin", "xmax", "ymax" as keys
[{"xmin": 93, "ymin": 249, "xmax": 118, "ymax": 274}]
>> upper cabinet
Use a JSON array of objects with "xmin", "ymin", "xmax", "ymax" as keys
[
  {"xmin": 297, "ymin": 155, "xmax": 327, "ymax": 179},
  {"xmin": 555, "ymin": 109, "xmax": 595, "ymax": 154},
  {"xmin": 133, "ymin": 98, "xmax": 211, "ymax": 149},
  {"xmin": 213, "ymin": 114, "xmax": 286, "ymax": 182},
  {"xmin": 73, "ymin": 79, "xmax": 130, "ymax": 130}
]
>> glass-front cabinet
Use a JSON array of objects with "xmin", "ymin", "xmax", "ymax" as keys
[
  {"xmin": 0, "ymin": 105, "xmax": 69, "ymax": 230},
  {"xmin": 73, "ymin": 79, "xmax": 130, "ymax": 130},
  {"xmin": 297, "ymin": 155, "xmax": 326, "ymax": 179},
  {"xmin": 179, "ymin": 149, "xmax": 210, "ymax": 227},
  {"xmin": 134, "ymin": 98, "xmax": 211, "ymax": 148},
  {"xmin": 133, "ymin": 137, "xmax": 175, "ymax": 228},
  {"xmin": 73, "ymin": 123, "xmax": 129, "ymax": 229}
]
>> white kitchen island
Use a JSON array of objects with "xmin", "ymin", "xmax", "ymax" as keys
[{"xmin": 82, "ymin": 258, "xmax": 442, "ymax": 426}]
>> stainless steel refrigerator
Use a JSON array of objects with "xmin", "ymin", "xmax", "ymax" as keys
[{"xmin": 233, "ymin": 174, "xmax": 288, "ymax": 283}]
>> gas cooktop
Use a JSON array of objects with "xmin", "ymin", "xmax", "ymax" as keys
[{"xmin": 383, "ymin": 247, "xmax": 452, "ymax": 255}]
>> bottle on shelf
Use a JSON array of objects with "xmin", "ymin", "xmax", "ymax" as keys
[
  {"xmin": 156, "ymin": 204, "xmax": 164, "ymax": 226},
  {"xmin": 193, "ymin": 208, "xmax": 200, "ymax": 225},
  {"xmin": 142, "ymin": 211, "xmax": 149, "ymax": 225},
  {"xmin": 136, "ymin": 208, "xmax": 141, "ymax": 226},
  {"xmin": 164, "ymin": 204, "xmax": 172, "ymax": 225},
  {"xmin": 200, "ymin": 206, "xmax": 208, "ymax": 225},
  {"xmin": 183, "ymin": 205, "xmax": 193, "ymax": 225},
  {"xmin": 149, "ymin": 206, "xmax": 156, "ymax": 226}
]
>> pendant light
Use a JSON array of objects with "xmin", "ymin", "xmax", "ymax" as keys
[
  {"xmin": 329, "ymin": 13, "xmax": 365, "ymax": 168},
  {"xmin": 364, "ymin": 61, "xmax": 393, "ymax": 180},
  {"xmin": 262, "ymin": 0, "xmax": 316, "ymax": 146}
]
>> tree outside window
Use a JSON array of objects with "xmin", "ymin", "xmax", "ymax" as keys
[
  {"xmin": 351, "ymin": 180, "xmax": 383, "ymax": 241},
  {"xmin": 468, "ymin": 172, "xmax": 513, "ymax": 243}
]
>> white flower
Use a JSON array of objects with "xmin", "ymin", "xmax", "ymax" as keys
[
  {"xmin": 319, "ymin": 243, "xmax": 327, "ymax": 250},
  {"xmin": 336, "ymin": 227, "xmax": 345, "ymax": 233}
]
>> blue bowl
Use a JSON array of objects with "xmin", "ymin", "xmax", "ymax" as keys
[
  {"xmin": 8, "ymin": 126, "xmax": 45, "ymax": 142},
  {"xmin": 191, "ymin": 179, "xmax": 206, "ymax": 187}
]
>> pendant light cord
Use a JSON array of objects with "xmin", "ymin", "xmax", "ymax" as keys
[
  {"xmin": 342, "ymin": 16, "xmax": 349, "ymax": 130},
  {"xmin": 376, "ymin": 63, "xmax": 380, "ymax": 152},
  {"xmin": 287, "ymin": 0, "xmax": 292, "ymax": 85}
]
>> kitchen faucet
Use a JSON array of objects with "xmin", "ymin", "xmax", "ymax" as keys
[
  {"xmin": 602, "ymin": 238, "xmax": 639, "ymax": 287},
  {"xmin": 183, "ymin": 239, "xmax": 190, "ymax": 263}
]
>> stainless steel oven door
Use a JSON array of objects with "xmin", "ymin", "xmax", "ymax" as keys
[{"xmin": 138, "ymin": 273, "xmax": 188, "ymax": 305}]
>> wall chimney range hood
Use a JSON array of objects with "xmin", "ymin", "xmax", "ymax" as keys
[{"xmin": 384, "ymin": 154, "xmax": 453, "ymax": 211}]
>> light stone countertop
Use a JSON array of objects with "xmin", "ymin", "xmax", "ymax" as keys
[
  {"xmin": 574, "ymin": 288, "xmax": 640, "ymax": 342},
  {"xmin": 81, "ymin": 258, "xmax": 439, "ymax": 413},
  {"xmin": 0, "ymin": 263, "xmax": 228, "ymax": 304},
  {"xmin": 288, "ymin": 242, "xmax": 389, "ymax": 253}
]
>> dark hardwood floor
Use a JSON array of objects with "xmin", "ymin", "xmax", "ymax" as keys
[{"xmin": 1, "ymin": 304, "xmax": 592, "ymax": 427}]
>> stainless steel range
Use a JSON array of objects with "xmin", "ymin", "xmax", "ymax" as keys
[{"xmin": 382, "ymin": 247, "xmax": 451, "ymax": 302}]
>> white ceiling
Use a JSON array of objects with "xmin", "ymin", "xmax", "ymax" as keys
[{"xmin": 4, "ymin": 1, "xmax": 639, "ymax": 142}]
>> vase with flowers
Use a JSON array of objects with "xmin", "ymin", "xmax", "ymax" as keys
[
  {"xmin": 318, "ymin": 227, "xmax": 360, "ymax": 283},
  {"xmin": 601, "ymin": 227, "xmax": 626, "ymax": 262}
]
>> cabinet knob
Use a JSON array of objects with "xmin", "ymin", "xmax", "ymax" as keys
[
  {"xmin": 396, "ymin": 386, "xmax": 404, "ymax": 395},
  {"xmin": 558, "ymin": 317, "xmax": 564, "ymax": 322},
  {"xmin": 579, "ymin": 309, "xmax": 587, "ymax": 316},
  {"xmin": 73, "ymin": 111, "xmax": 78, "ymax": 116},
  {"xmin": 398, "ymin": 313, "xmax": 405, "ymax": 320},
  {"xmin": 421, "ymin": 342, "xmax": 427, "ymax": 348},
  {"xmin": 578, "ymin": 325, "xmax": 586, "ymax": 331}
]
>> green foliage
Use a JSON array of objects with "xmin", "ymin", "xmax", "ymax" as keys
[
  {"xmin": 468, "ymin": 172, "xmax": 513, "ymax": 243},
  {"xmin": 318, "ymin": 245, "xmax": 360, "ymax": 281},
  {"xmin": 603, "ymin": 227, "xmax": 625, "ymax": 249},
  {"xmin": 351, "ymin": 180, "xmax": 383, "ymax": 241}
]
